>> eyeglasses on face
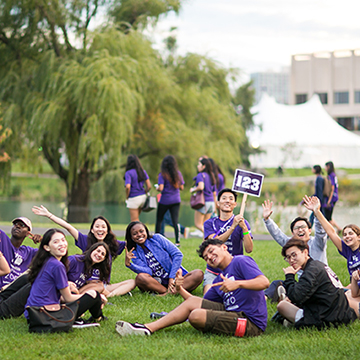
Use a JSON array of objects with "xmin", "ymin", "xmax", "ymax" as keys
[{"xmin": 284, "ymin": 251, "xmax": 302, "ymax": 262}]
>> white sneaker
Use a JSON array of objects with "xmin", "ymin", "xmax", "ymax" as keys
[
  {"xmin": 189, "ymin": 229, "xmax": 204, "ymax": 238},
  {"xmin": 115, "ymin": 321, "xmax": 151, "ymax": 336},
  {"xmin": 73, "ymin": 318, "xmax": 100, "ymax": 329}
]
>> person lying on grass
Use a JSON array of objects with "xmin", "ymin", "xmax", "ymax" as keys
[
  {"xmin": 116, "ymin": 238, "xmax": 269, "ymax": 337},
  {"xmin": 277, "ymin": 238, "xmax": 358, "ymax": 329},
  {"xmin": 124, "ymin": 221, "xmax": 203, "ymax": 295}
]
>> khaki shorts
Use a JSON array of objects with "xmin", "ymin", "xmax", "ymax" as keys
[
  {"xmin": 201, "ymin": 299, "xmax": 263, "ymax": 337},
  {"xmin": 126, "ymin": 194, "xmax": 147, "ymax": 209}
]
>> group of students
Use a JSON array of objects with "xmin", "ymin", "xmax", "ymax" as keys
[
  {"xmin": 124, "ymin": 154, "xmax": 226, "ymax": 245},
  {"xmin": 1, "ymin": 168, "xmax": 360, "ymax": 337}
]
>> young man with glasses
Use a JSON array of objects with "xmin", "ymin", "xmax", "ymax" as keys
[{"xmin": 277, "ymin": 238, "xmax": 357, "ymax": 329}]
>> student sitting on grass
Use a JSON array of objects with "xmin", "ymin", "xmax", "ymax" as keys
[
  {"xmin": 277, "ymin": 238, "xmax": 357, "ymax": 329},
  {"xmin": 125, "ymin": 221, "xmax": 203, "ymax": 295},
  {"xmin": 32, "ymin": 205, "xmax": 135, "ymax": 297},
  {"xmin": 115, "ymin": 238, "xmax": 269, "ymax": 337},
  {"xmin": 67, "ymin": 242, "xmax": 111, "ymax": 297},
  {"xmin": 25, "ymin": 229, "xmax": 107, "ymax": 328}
]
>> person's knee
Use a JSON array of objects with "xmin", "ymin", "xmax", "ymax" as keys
[
  {"xmin": 192, "ymin": 270, "xmax": 204, "ymax": 283},
  {"xmin": 85, "ymin": 289, "xmax": 98, "ymax": 298},
  {"xmin": 135, "ymin": 273, "xmax": 150, "ymax": 287},
  {"xmin": 188, "ymin": 309, "xmax": 206, "ymax": 330}
]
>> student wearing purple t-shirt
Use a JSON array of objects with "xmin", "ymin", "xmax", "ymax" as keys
[
  {"xmin": 32, "ymin": 206, "xmax": 135, "ymax": 297},
  {"xmin": 208, "ymin": 158, "xmax": 226, "ymax": 195},
  {"xmin": 124, "ymin": 154, "xmax": 151, "ymax": 222},
  {"xmin": 155, "ymin": 155, "xmax": 185, "ymax": 246},
  {"xmin": 125, "ymin": 222, "xmax": 203, "ymax": 295},
  {"xmin": 115, "ymin": 238, "xmax": 269, "ymax": 337},
  {"xmin": 0, "ymin": 217, "xmax": 41, "ymax": 289},
  {"xmin": 25, "ymin": 229, "xmax": 106, "ymax": 329},
  {"xmin": 324, "ymin": 161, "xmax": 341, "ymax": 233},
  {"xmin": 203, "ymin": 188, "xmax": 253, "ymax": 294},
  {"xmin": 190, "ymin": 157, "xmax": 217, "ymax": 233}
]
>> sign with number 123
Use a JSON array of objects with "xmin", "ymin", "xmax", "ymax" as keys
[{"xmin": 231, "ymin": 169, "xmax": 264, "ymax": 197}]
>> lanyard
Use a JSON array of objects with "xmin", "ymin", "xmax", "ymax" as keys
[{"xmin": 213, "ymin": 215, "xmax": 235, "ymax": 237}]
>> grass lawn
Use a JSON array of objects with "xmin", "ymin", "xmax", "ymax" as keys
[{"xmin": 1, "ymin": 236, "xmax": 360, "ymax": 360}]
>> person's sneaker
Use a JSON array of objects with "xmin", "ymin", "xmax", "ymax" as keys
[
  {"xmin": 150, "ymin": 311, "xmax": 168, "ymax": 319},
  {"xmin": 86, "ymin": 315, "xmax": 108, "ymax": 323},
  {"xmin": 189, "ymin": 229, "xmax": 204, "ymax": 238},
  {"xmin": 277, "ymin": 285, "xmax": 286, "ymax": 302},
  {"xmin": 115, "ymin": 321, "xmax": 151, "ymax": 336},
  {"xmin": 126, "ymin": 291, "xmax": 133, "ymax": 297},
  {"xmin": 175, "ymin": 243, "xmax": 180, "ymax": 247},
  {"xmin": 73, "ymin": 318, "xmax": 100, "ymax": 329},
  {"xmin": 183, "ymin": 227, "xmax": 190, "ymax": 239},
  {"xmin": 283, "ymin": 319, "xmax": 292, "ymax": 327}
]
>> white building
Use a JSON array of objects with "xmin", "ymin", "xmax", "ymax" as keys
[
  {"xmin": 250, "ymin": 68, "xmax": 289, "ymax": 105},
  {"xmin": 290, "ymin": 49, "xmax": 360, "ymax": 131}
]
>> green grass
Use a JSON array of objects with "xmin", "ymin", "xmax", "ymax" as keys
[{"xmin": 1, "ymin": 235, "xmax": 360, "ymax": 360}]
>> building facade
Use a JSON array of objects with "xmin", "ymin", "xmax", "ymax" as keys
[
  {"xmin": 251, "ymin": 69, "xmax": 289, "ymax": 105},
  {"xmin": 290, "ymin": 49, "xmax": 360, "ymax": 131}
]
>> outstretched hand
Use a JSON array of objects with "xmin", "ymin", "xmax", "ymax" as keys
[
  {"xmin": 262, "ymin": 200, "xmax": 273, "ymax": 220},
  {"xmin": 303, "ymin": 195, "xmax": 320, "ymax": 212},
  {"xmin": 32, "ymin": 205, "xmax": 51, "ymax": 218},
  {"xmin": 211, "ymin": 273, "xmax": 239, "ymax": 293}
]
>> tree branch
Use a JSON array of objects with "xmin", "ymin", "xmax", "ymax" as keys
[{"xmin": 42, "ymin": 143, "xmax": 68, "ymax": 182}]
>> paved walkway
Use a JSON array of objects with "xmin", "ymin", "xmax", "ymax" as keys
[{"xmin": 1, "ymin": 225, "xmax": 273, "ymax": 241}]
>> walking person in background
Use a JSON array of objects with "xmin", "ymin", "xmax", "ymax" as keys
[
  {"xmin": 190, "ymin": 157, "xmax": 216, "ymax": 234},
  {"xmin": 155, "ymin": 155, "xmax": 185, "ymax": 247},
  {"xmin": 309, "ymin": 165, "xmax": 325, "ymax": 227},
  {"xmin": 324, "ymin": 161, "xmax": 341, "ymax": 233},
  {"xmin": 208, "ymin": 158, "xmax": 226, "ymax": 195},
  {"xmin": 124, "ymin": 154, "xmax": 151, "ymax": 222}
]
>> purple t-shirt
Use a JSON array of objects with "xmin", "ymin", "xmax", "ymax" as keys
[
  {"xmin": 216, "ymin": 173, "xmax": 225, "ymax": 195},
  {"xmin": 194, "ymin": 172, "xmax": 215, "ymax": 202},
  {"xmin": 158, "ymin": 171, "xmax": 184, "ymax": 205},
  {"xmin": 327, "ymin": 172, "xmax": 338, "ymax": 204},
  {"xmin": 67, "ymin": 255, "xmax": 105, "ymax": 289},
  {"xmin": 125, "ymin": 168, "xmax": 149, "ymax": 198},
  {"xmin": 25, "ymin": 256, "xmax": 69, "ymax": 319},
  {"xmin": 203, "ymin": 217, "xmax": 252, "ymax": 275},
  {"xmin": 338, "ymin": 240, "xmax": 360, "ymax": 283},
  {"xmin": 0, "ymin": 229, "xmax": 38, "ymax": 288},
  {"xmin": 204, "ymin": 255, "xmax": 267, "ymax": 332}
]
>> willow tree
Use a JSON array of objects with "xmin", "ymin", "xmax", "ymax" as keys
[{"xmin": 1, "ymin": 0, "xmax": 246, "ymax": 221}]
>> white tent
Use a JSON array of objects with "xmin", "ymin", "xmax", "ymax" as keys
[{"xmin": 247, "ymin": 94, "xmax": 360, "ymax": 168}]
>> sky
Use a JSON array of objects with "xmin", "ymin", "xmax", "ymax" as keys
[{"xmin": 148, "ymin": 0, "xmax": 360, "ymax": 81}]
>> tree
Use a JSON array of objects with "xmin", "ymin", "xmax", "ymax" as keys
[
  {"xmin": 0, "ymin": 0, "xmax": 246, "ymax": 221},
  {"xmin": 232, "ymin": 80, "xmax": 258, "ymax": 167},
  {"xmin": 0, "ymin": 102, "xmax": 11, "ymax": 191}
]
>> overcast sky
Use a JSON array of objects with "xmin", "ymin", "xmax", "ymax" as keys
[{"xmin": 149, "ymin": 0, "xmax": 360, "ymax": 80}]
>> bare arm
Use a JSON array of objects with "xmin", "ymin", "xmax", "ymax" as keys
[
  {"xmin": 190, "ymin": 181, "xmax": 204, "ymax": 192},
  {"xmin": 32, "ymin": 205, "xmax": 79, "ymax": 240},
  {"xmin": 303, "ymin": 195, "xmax": 342, "ymax": 251},
  {"xmin": 60, "ymin": 286, "xmax": 83, "ymax": 303},
  {"xmin": 0, "ymin": 251, "xmax": 10, "ymax": 276},
  {"xmin": 211, "ymin": 274, "xmax": 269, "ymax": 293},
  {"xmin": 351, "ymin": 270, "xmax": 360, "ymax": 298},
  {"xmin": 145, "ymin": 179, "xmax": 151, "ymax": 193},
  {"xmin": 175, "ymin": 269, "xmax": 192, "ymax": 300},
  {"xmin": 125, "ymin": 184, "xmax": 131, "ymax": 199}
]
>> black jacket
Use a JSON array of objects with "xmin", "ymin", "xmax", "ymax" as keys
[{"xmin": 284, "ymin": 258, "xmax": 357, "ymax": 329}]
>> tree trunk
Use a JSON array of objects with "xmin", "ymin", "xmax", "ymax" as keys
[{"xmin": 67, "ymin": 168, "xmax": 90, "ymax": 223}]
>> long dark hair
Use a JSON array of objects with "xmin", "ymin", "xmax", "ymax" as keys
[
  {"xmin": 80, "ymin": 242, "xmax": 111, "ymax": 283},
  {"xmin": 161, "ymin": 155, "xmax": 181, "ymax": 188},
  {"xmin": 125, "ymin": 221, "xmax": 151, "ymax": 251},
  {"xmin": 125, "ymin": 154, "xmax": 146, "ymax": 182},
  {"xmin": 199, "ymin": 157, "xmax": 216, "ymax": 186},
  {"xmin": 28, "ymin": 229, "xmax": 68, "ymax": 284},
  {"xmin": 325, "ymin": 161, "xmax": 335, "ymax": 175},
  {"xmin": 87, "ymin": 216, "xmax": 120, "ymax": 259},
  {"xmin": 209, "ymin": 158, "xmax": 226, "ymax": 188}
]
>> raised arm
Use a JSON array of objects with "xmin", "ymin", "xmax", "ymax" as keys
[
  {"xmin": 32, "ymin": 205, "xmax": 79, "ymax": 240},
  {"xmin": 262, "ymin": 200, "xmax": 289, "ymax": 246},
  {"xmin": 303, "ymin": 195, "xmax": 342, "ymax": 252}
]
